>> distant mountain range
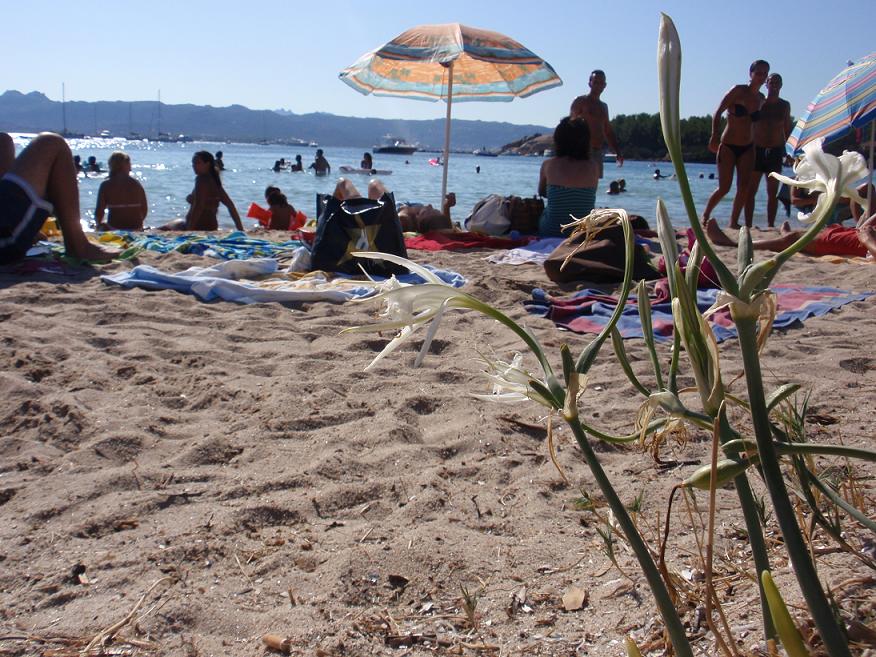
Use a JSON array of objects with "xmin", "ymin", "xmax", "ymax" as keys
[{"xmin": 0, "ymin": 90, "xmax": 552, "ymax": 150}]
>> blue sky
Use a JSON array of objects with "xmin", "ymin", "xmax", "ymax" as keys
[{"xmin": 5, "ymin": 0, "xmax": 874, "ymax": 127}]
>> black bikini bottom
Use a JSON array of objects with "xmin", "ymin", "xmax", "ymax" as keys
[{"xmin": 723, "ymin": 142, "xmax": 753, "ymax": 158}]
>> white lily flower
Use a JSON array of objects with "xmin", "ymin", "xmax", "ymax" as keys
[
  {"xmin": 341, "ymin": 252, "xmax": 481, "ymax": 371},
  {"xmin": 471, "ymin": 352, "xmax": 554, "ymax": 408},
  {"xmin": 657, "ymin": 14, "xmax": 682, "ymax": 157},
  {"xmin": 771, "ymin": 139, "xmax": 868, "ymax": 223}
]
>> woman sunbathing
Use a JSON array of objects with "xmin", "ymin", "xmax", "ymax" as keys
[
  {"xmin": 161, "ymin": 151, "xmax": 243, "ymax": 231},
  {"xmin": 95, "ymin": 151, "xmax": 148, "ymax": 231},
  {"xmin": 332, "ymin": 178, "xmax": 454, "ymax": 233}
]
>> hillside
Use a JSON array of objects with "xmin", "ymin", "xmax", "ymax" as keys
[{"xmin": 0, "ymin": 90, "xmax": 552, "ymax": 150}]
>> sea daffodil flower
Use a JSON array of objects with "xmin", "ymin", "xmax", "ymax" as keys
[
  {"xmin": 771, "ymin": 139, "xmax": 868, "ymax": 224},
  {"xmin": 471, "ymin": 352, "xmax": 555, "ymax": 408},
  {"xmin": 343, "ymin": 252, "xmax": 552, "ymax": 375}
]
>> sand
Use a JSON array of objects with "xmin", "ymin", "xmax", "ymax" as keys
[{"xmin": 0, "ymin": 232, "xmax": 874, "ymax": 656}]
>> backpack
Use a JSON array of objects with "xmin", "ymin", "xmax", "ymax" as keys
[
  {"xmin": 464, "ymin": 194, "xmax": 546, "ymax": 236},
  {"xmin": 464, "ymin": 194, "xmax": 511, "ymax": 235},
  {"xmin": 310, "ymin": 193, "xmax": 408, "ymax": 276}
]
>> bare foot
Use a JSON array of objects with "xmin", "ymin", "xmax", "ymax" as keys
[
  {"xmin": 779, "ymin": 221, "xmax": 792, "ymax": 235},
  {"xmin": 728, "ymin": 222, "xmax": 740, "ymax": 230},
  {"xmin": 704, "ymin": 219, "xmax": 736, "ymax": 247}
]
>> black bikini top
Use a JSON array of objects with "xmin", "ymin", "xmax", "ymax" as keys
[{"xmin": 731, "ymin": 103, "xmax": 761, "ymax": 122}]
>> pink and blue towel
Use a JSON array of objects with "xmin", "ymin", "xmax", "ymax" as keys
[{"xmin": 525, "ymin": 285, "xmax": 874, "ymax": 342}]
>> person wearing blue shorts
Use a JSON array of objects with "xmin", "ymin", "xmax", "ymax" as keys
[{"xmin": 0, "ymin": 132, "xmax": 119, "ymax": 264}]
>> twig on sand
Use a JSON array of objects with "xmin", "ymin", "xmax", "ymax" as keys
[{"xmin": 80, "ymin": 577, "xmax": 172, "ymax": 655}]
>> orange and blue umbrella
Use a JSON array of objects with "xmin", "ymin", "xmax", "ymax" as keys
[
  {"xmin": 340, "ymin": 23, "xmax": 562, "ymax": 204},
  {"xmin": 786, "ymin": 52, "xmax": 876, "ymax": 156}
]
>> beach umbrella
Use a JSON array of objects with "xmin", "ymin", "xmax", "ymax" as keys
[
  {"xmin": 339, "ymin": 23, "xmax": 562, "ymax": 205},
  {"xmin": 786, "ymin": 53, "xmax": 876, "ymax": 220}
]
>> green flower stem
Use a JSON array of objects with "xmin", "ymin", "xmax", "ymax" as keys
[
  {"xmin": 567, "ymin": 417, "xmax": 694, "ymax": 657},
  {"xmin": 611, "ymin": 329, "xmax": 652, "ymax": 396},
  {"xmin": 664, "ymin": 141, "xmax": 738, "ymax": 296},
  {"xmin": 724, "ymin": 438, "xmax": 876, "ymax": 463},
  {"xmin": 637, "ymin": 283, "xmax": 665, "ymax": 391},
  {"xmin": 465, "ymin": 296, "xmax": 555, "ymax": 381},
  {"xmin": 801, "ymin": 464, "xmax": 876, "ymax": 533},
  {"xmin": 735, "ymin": 317, "xmax": 852, "ymax": 657}
]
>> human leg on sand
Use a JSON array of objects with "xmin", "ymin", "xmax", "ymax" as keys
[
  {"xmin": 3, "ymin": 133, "xmax": 119, "ymax": 262},
  {"xmin": 0, "ymin": 132, "xmax": 14, "ymax": 177},
  {"xmin": 729, "ymin": 145, "xmax": 755, "ymax": 229},
  {"xmin": 703, "ymin": 143, "xmax": 738, "ymax": 226},
  {"xmin": 705, "ymin": 216, "xmax": 876, "ymax": 258}
]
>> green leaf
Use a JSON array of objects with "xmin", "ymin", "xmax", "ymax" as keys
[{"xmin": 761, "ymin": 571, "xmax": 811, "ymax": 657}]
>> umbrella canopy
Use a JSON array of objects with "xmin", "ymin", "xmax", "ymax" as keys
[
  {"xmin": 339, "ymin": 23, "xmax": 562, "ymax": 205},
  {"xmin": 786, "ymin": 52, "xmax": 876, "ymax": 156}
]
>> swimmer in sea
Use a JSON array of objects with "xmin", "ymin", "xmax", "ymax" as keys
[
  {"xmin": 309, "ymin": 149, "xmax": 331, "ymax": 176},
  {"xmin": 95, "ymin": 151, "xmax": 148, "ymax": 231},
  {"xmin": 702, "ymin": 59, "xmax": 769, "ymax": 229}
]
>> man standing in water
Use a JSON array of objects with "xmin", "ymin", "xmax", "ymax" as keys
[
  {"xmin": 744, "ymin": 73, "xmax": 791, "ymax": 227},
  {"xmin": 570, "ymin": 70, "xmax": 624, "ymax": 178}
]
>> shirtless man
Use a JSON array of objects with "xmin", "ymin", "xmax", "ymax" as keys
[
  {"xmin": 309, "ymin": 149, "xmax": 331, "ymax": 176},
  {"xmin": 744, "ymin": 73, "xmax": 791, "ymax": 227},
  {"xmin": 0, "ymin": 132, "xmax": 119, "ymax": 263},
  {"xmin": 570, "ymin": 70, "xmax": 623, "ymax": 179}
]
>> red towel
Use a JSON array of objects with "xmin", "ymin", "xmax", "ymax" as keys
[{"xmin": 405, "ymin": 231, "xmax": 534, "ymax": 251}]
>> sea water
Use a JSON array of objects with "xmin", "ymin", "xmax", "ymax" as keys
[{"xmin": 10, "ymin": 135, "xmax": 789, "ymax": 231}]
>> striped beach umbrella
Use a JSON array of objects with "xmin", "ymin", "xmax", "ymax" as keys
[
  {"xmin": 340, "ymin": 23, "xmax": 562, "ymax": 204},
  {"xmin": 786, "ymin": 52, "xmax": 876, "ymax": 156}
]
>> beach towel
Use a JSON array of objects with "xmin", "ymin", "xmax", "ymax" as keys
[
  {"xmin": 95, "ymin": 231, "xmax": 304, "ymax": 260},
  {"xmin": 405, "ymin": 231, "xmax": 534, "ymax": 252},
  {"xmin": 486, "ymin": 237, "xmax": 565, "ymax": 265},
  {"xmin": 525, "ymin": 284, "xmax": 874, "ymax": 343},
  {"xmin": 101, "ymin": 258, "xmax": 465, "ymax": 305}
]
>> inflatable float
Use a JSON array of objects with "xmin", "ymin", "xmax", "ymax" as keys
[{"xmin": 338, "ymin": 166, "xmax": 392, "ymax": 175}]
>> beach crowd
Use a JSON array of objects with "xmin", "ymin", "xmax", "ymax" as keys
[{"xmin": 1, "ymin": 61, "xmax": 875, "ymax": 266}]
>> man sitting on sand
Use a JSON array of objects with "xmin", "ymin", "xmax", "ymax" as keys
[
  {"xmin": 332, "ymin": 178, "xmax": 455, "ymax": 233},
  {"xmin": 0, "ymin": 132, "xmax": 14, "ymax": 178},
  {"xmin": 705, "ymin": 217, "xmax": 876, "ymax": 259},
  {"xmin": 0, "ymin": 132, "xmax": 120, "ymax": 264}
]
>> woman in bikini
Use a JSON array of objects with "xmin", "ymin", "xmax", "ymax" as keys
[
  {"xmin": 702, "ymin": 60, "xmax": 769, "ymax": 229},
  {"xmin": 182, "ymin": 151, "xmax": 243, "ymax": 231},
  {"xmin": 95, "ymin": 152, "xmax": 148, "ymax": 231}
]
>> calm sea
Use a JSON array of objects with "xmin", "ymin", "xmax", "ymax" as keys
[{"xmin": 9, "ymin": 135, "xmax": 787, "ymax": 231}]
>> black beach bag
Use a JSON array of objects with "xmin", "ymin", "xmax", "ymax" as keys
[{"xmin": 311, "ymin": 193, "xmax": 409, "ymax": 276}]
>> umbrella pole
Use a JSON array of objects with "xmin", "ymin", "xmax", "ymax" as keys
[
  {"xmin": 865, "ymin": 121, "xmax": 874, "ymax": 224},
  {"xmin": 441, "ymin": 62, "xmax": 454, "ymax": 214}
]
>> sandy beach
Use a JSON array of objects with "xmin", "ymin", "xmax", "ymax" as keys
[{"xmin": 1, "ymin": 231, "xmax": 874, "ymax": 656}]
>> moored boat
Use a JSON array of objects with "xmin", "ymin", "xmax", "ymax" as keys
[{"xmin": 374, "ymin": 135, "xmax": 418, "ymax": 155}]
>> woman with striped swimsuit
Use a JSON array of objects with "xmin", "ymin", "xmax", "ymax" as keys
[{"xmin": 537, "ymin": 117, "xmax": 599, "ymax": 238}]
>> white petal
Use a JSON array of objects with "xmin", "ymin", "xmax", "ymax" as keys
[{"xmin": 352, "ymin": 251, "xmax": 444, "ymax": 284}]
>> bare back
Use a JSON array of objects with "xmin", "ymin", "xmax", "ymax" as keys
[{"xmin": 96, "ymin": 175, "xmax": 148, "ymax": 231}]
